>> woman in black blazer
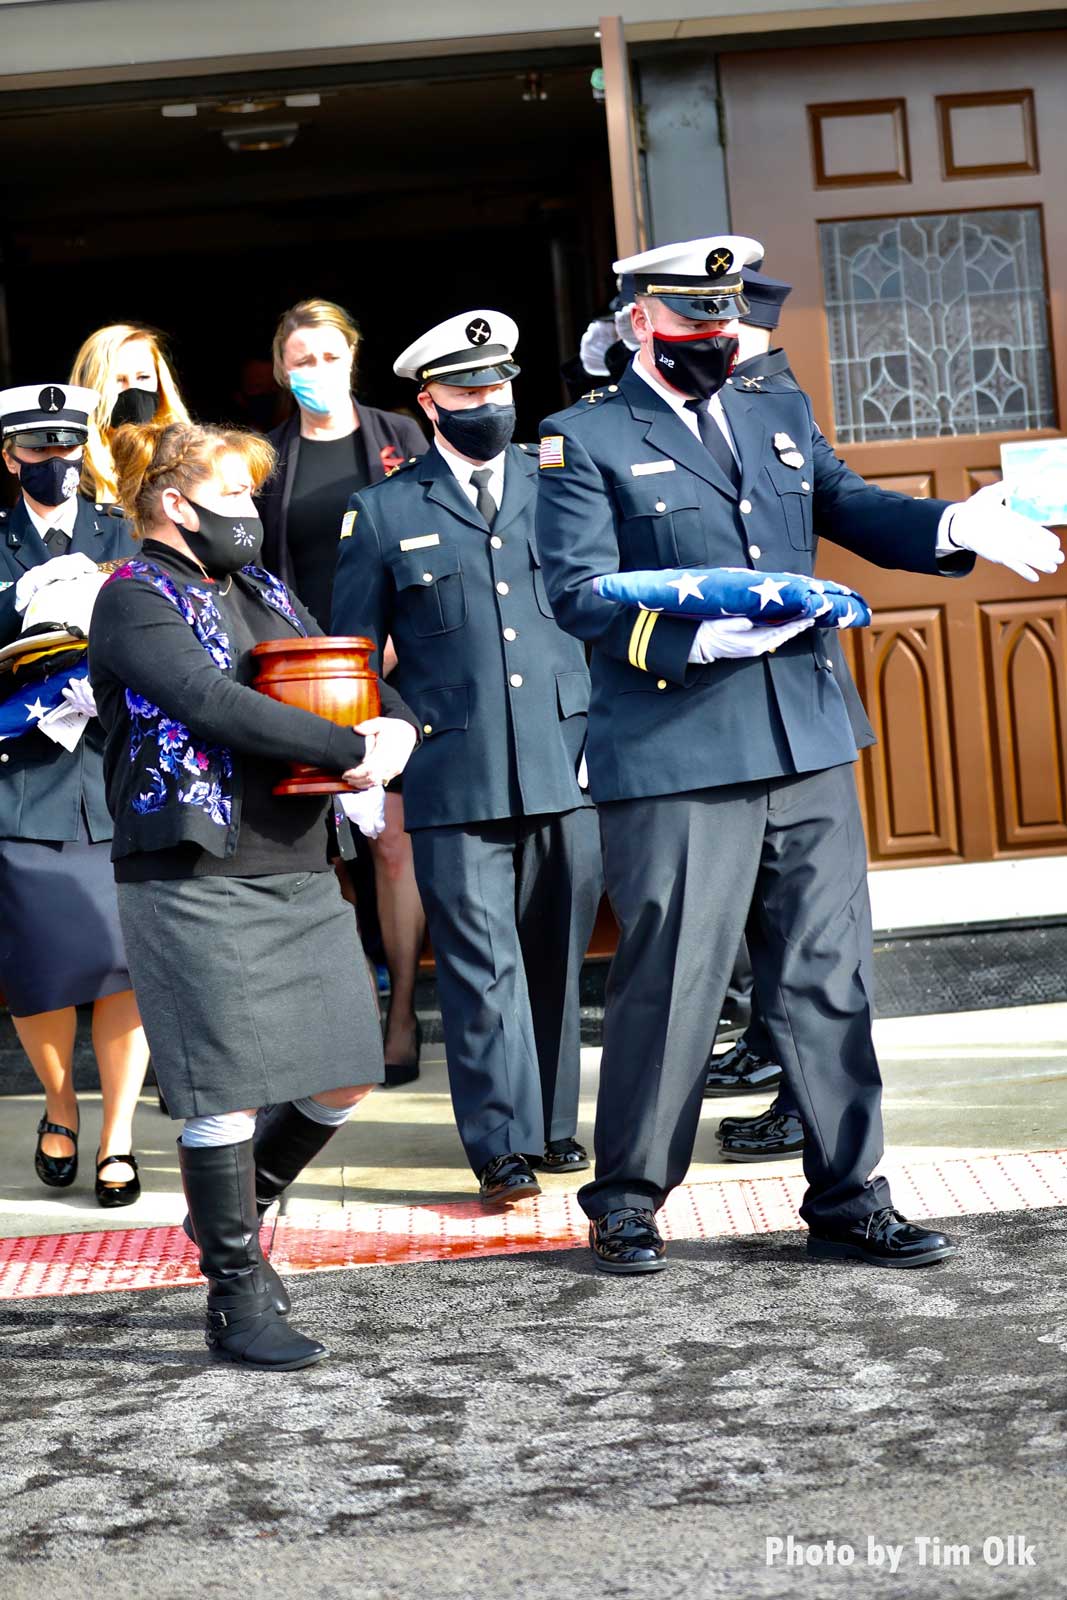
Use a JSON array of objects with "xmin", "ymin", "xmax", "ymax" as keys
[
  {"xmin": 257, "ymin": 298, "xmax": 427, "ymax": 627},
  {"xmin": 256, "ymin": 299, "xmax": 429, "ymax": 1085}
]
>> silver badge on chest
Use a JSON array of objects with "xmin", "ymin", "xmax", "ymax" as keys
[{"xmin": 773, "ymin": 431, "xmax": 805, "ymax": 470}]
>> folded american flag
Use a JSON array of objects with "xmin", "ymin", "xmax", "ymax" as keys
[
  {"xmin": 0, "ymin": 664, "xmax": 89, "ymax": 743},
  {"xmin": 592, "ymin": 567, "xmax": 871, "ymax": 629}
]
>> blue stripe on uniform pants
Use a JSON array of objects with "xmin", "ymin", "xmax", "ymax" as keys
[
  {"xmin": 582, "ymin": 762, "xmax": 890, "ymax": 1227},
  {"xmin": 410, "ymin": 808, "xmax": 602, "ymax": 1174}
]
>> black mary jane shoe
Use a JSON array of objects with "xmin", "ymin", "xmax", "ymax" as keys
[
  {"xmin": 95, "ymin": 1152, "xmax": 142, "ymax": 1209},
  {"xmin": 529, "ymin": 1137, "xmax": 591, "ymax": 1173},
  {"xmin": 34, "ymin": 1117, "xmax": 79, "ymax": 1189},
  {"xmin": 384, "ymin": 1015, "xmax": 423, "ymax": 1088},
  {"xmin": 589, "ymin": 1207, "xmax": 667, "ymax": 1275},
  {"xmin": 716, "ymin": 1107, "xmax": 805, "ymax": 1163},
  {"xmin": 703, "ymin": 1038, "xmax": 784, "ymax": 1098},
  {"xmin": 807, "ymin": 1207, "xmax": 959, "ymax": 1269},
  {"xmin": 477, "ymin": 1152, "xmax": 542, "ymax": 1205}
]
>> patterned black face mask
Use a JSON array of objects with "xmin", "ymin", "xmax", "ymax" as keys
[
  {"xmin": 651, "ymin": 331, "xmax": 739, "ymax": 399},
  {"xmin": 15, "ymin": 453, "xmax": 82, "ymax": 507},
  {"xmin": 180, "ymin": 499, "xmax": 264, "ymax": 575}
]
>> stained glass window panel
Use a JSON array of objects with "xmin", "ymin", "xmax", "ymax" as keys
[{"xmin": 820, "ymin": 209, "xmax": 1055, "ymax": 443}]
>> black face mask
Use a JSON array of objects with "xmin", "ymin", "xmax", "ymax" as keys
[
  {"xmin": 110, "ymin": 387, "xmax": 158, "ymax": 429},
  {"xmin": 433, "ymin": 400, "xmax": 516, "ymax": 461},
  {"xmin": 180, "ymin": 499, "xmax": 264, "ymax": 575},
  {"xmin": 16, "ymin": 453, "xmax": 82, "ymax": 508},
  {"xmin": 651, "ymin": 331, "xmax": 739, "ymax": 400}
]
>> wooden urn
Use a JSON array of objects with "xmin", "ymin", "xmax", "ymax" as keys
[{"xmin": 251, "ymin": 636, "xmax": 380, "ymax": 796}]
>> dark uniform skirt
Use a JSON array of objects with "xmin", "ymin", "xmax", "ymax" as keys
[
  {"xmin": 116, "ymin": 868, "xmax": 385, "ymax": 1119},
  {"xmin": 0, "ymin": 833, "xmax": 131, "ymax": 1016}
]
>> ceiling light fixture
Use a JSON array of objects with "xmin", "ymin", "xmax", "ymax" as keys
[
  {"xmin": 218, "ymin": 98, "xmax": 283, "ymax": 115},
  {"xmin": 221, "ymin": 122, "xmax": 300, "ymax": 153}
]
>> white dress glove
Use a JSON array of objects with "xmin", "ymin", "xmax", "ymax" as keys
[
  {"xmin": 688, "ymin": 615, "xmax": 816, "ymax": 665},
  {"xmin": 578, "ymin": 317, "xmax": 616, "ymax": 378},
  {"xmin": 337, "ymin": 786, "xmax": 387, "ymax": 839},
  {"xmin": 61, "ymin": 676, "xmax": 97, "ymax": 719},
  {"xmin": 14, "ymin": 553, "xmax": 99, "ymax": 615},
  {"xmin": 342, "ymin": 717, "xmax": 418, "ymax": 791},
  {"xmin": 944, "ymin": 483, "xmax": 1064, "ymax": 582}
]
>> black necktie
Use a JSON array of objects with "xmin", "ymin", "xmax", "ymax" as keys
[
  {"xmin": 470, "ymin": 468, "xmax": 497, "ymax": 530},
  {"xmin": 43, "ymin": 523, "xmax": 71, "ymax": 554},
  {"xmin": 685, "ymin": 398, "xmax": 740, "ymax": 489}
]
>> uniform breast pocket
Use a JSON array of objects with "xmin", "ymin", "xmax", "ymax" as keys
[
  {"xmin": 388, "ymin": 545, "xmax": 467, "ymax": 637},
  {"xmin": 614, "ymin": 479, "xmax": 707, "ymax": 567},
  {"xmin": 527, "ymin": 539, "xmax": 555, "ymax": 619},
  {"xmin": 766, "ymin": 463, "xmax": 814, "ymax": 551}
]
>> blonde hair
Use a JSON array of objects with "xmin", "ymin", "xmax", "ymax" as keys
[
  {"xmin": 112, "ymin": 420, "xmax": 276, "ymax": 540},
  {"xmin": 271, "ymin": 298, "xmax": 361, "ymax": 387},
  {"xmin": 70, "ymin": 324, "xmax": 191, "ymax": 503}
]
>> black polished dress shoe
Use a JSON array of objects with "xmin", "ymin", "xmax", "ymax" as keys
[
  {"xmin": 589, "ymin": 1208, "xmax": 666, "ymax": 1274},
  {"xmin": 95, "ymin": 1152, "xmax": 141, "ymax": 1208},
  {"xmin": 716, "ymin": 1106, "xmax": 805, "ymax": 1162},
  {"xmin": 703, "ymin": 1038, "xmax": 783, "ymax": 1098},
  {"xmin": 478, "ymin": 1153, "xmax": 542, "ymax": 1204},
  {"xmin": 529, "ymin": 1138, "xmax": 590, "ymax": 1173},
  {"xmin": 808, "ymin": 1207, "xmax": 958, "ymax": 1268},
  {"xmin": 713, "ymin": 1004, "xmax": 750, "ymax": 1046},
  {"xmin": 34, "ymin": 1117, "xmax": 79, "ymax": 1188}
]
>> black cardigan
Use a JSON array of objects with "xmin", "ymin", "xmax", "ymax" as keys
[
  {"xmin": 258, "ymin": 403, "xmax": 427, "ymax": 592},
  {"xmin": 89, "ymin": 544, "xmax": 420, "ymax": 867}
]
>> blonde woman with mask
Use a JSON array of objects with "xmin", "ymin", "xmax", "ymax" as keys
[{"xmin": 70, "ymin": 324, "xmax": 190, "ymax": 505}]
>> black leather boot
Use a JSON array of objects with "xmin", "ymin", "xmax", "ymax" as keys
[
  {"xmin": 178, "ymin": 1138, "xmax": 327, "ymax": 1371},
  {"xmin": 181, "ymin": 1195, "xmax": 290, "ymax": 1317},
  {"xmin": 253, "ymin": 1102, "xmax": 342, "ymax": 1213}
]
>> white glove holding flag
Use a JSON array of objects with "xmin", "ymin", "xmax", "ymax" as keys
[
  {"xmin": 61, "ymin": 676, "xmax": 97, "ymax": 719},
  {"xmin": 337, "ymin": 786, "xmax": 387, "ymax": 839},
  {"xmin": 688, "ymin": 615, "xmax": 816, "ymax": 664},
  {"xmin": 943, "ymin": 483, "xmax": 1063, "ymax": 582},
  {"xmin": 14, "ymin": 553, "xmax": 99, "ymax": 616}
]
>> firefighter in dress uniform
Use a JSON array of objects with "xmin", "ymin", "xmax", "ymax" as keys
[
  {"xmin": 534, "ymin": 235, "xmax": 1061, "ymax": 1274},
  {"xmin": 332, "ymin": 311, "xmax": 603, "ymax": 1203}
]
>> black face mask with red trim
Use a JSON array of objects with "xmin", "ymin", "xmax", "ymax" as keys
[{"xmin": 651, "ymin": 330, "xmax": 739, "ymax": 400}]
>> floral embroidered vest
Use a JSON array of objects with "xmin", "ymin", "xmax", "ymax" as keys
[{"xmin": 104, "ymin": 560, "xmax": 305, "ymax": 834}]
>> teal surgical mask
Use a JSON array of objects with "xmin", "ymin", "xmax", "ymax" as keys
[{"xmin": 288, "ymin": 365, "xmax": 352, "ymax": 416}]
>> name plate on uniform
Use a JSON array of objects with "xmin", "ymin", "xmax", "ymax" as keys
[
  {"xmin": 399, "ymin": 534, "xmax": 441, "ymax": 551},
  {"xmin": 630, "ymin": 460, "xmax": 676, "ymax": 477}
]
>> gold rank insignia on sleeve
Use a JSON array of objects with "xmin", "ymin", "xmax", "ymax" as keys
[
  {"xmin": 340, "ymin": 509, "xmax": 358, "ymax": 539},
  {"xmin": 627, "ymin": 606, "xmax": 660, "ymax": 670},
  {"xmin": 539, "ymin": 435, "xmax": 565, "ymax": 469}
]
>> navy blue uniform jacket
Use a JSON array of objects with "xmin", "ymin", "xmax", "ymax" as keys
[
  {"xmin": 331, "ymin": 443, "xmax": 593, "ymax": 831},
  {"xmin": 0, "ymin": 496, "xmax": 135, "ymax": 841},
  {"xmin": 535, "ymin": 363, "xmax": 973, "ymax": 803}
]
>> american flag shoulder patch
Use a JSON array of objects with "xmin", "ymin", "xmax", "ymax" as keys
[{"xmin": 539, "ymin": 435, "xmax": 565, "ymax": 469}]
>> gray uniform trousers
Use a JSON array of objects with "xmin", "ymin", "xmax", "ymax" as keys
[
  {"xmin": 411, "ymin": 806, "xmax": 603, "ymax": 1175},
  {"xmin": 580, "ymin": 762, "xmax": 892, "ymax": 1228}
]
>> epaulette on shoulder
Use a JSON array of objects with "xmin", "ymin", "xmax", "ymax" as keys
[
  {"xmin": 99, "ymin": 503, "xmax": 127, "ymax": 518},
  {"xmin": 384, "ymin": 454, "xmax": 422, "ymax": 479},
  {"xmin": 552, "ymin": 382, "xmax": 626, "ymax": 428}
]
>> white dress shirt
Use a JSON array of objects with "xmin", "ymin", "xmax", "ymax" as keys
[
  {"xmin": 434, "ymin": 438, "xmax": 507, "ymax": 515},
  {"xmin": 24, "ymin": 492, "xmax": 79, "ymax": 545},
  {"xmin": 631, "ymin": 354, "xmax": 740, "ymax": 464}
]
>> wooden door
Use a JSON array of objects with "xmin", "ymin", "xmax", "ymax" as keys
[{"xmin": 721, "ymin": 31, "xmax": 1067, "ymax": 866}]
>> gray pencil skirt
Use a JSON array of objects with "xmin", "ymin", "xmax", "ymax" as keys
[{"xmin": 116, "ymin": 869, "xmax": 384, "ymax": 1119}]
